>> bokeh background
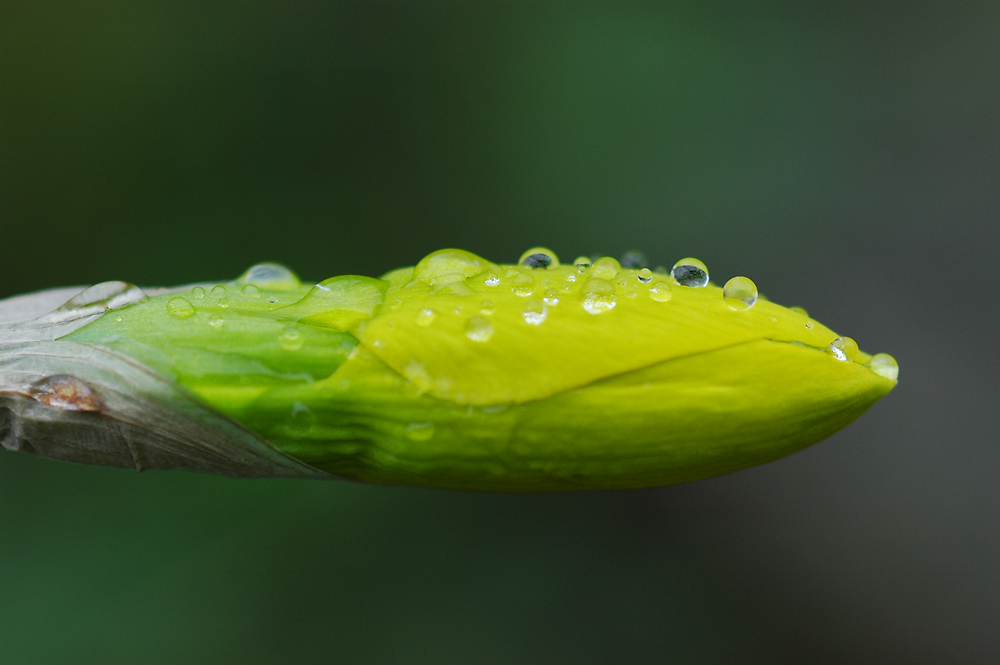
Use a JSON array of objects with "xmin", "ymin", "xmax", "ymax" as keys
[{"xmin": 2, "ymin": 3, "xmax": 998, "ymax": 663}]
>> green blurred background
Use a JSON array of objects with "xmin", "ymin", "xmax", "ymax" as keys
[{"xmin": 1, "ymin": 3, "xmax": 997, "ymax": 663}]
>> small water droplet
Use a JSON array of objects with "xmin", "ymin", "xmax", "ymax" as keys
[
  {"xmin": 267, "ymin": 296, "xmax": 279, "ymax": 304},
  {"xmin": 482, "ymin": 272, "xmax": 500, "ymax": 287},
  {"xmin": 671, "ymin": 258, "xmax": 709, "ymax": 287},
  {"xmin": 624, "ymin": 281, "xmax": 639, "ymax": 298},
  {"xmin": 480, "ymin": 300, "xmax": 495, "ymax": 315},
  {"xmin": 790, "ymin": 306, "xmax": 808, "ymax": 317},
  {"xmin": 241, "ymin": 284, "xmax": 261, "ymax": 298},
  {"xmin": 723, "ymin": 276, "xmax": 758, "ymax": 311},
  {"xmin": 616, "ymin": 274, "xmax": 629, "ymax": 287},
  {"xmin": 405, "ymin": 422, "xmax": 436, "ymax": 441},
  {"xmin": 522, "ymin": 299, "xmax": 548, "ymax": 325},
  {"xmin": 648, "ymin": 280, "xmax": 672, "ymax": 302},
  {"xmin": 512, "ymin": 272, "xmax": 535, "ymax": 297},
  {"xmin": 208, "ymin": 314, "xmax": 225, "ymax": 329},
  {"xmin": 542, "ymin": 289, "xmax": 560, "ymax": 306},
  {"xmin": 868, "ymin": 353, "xmax": 899, "ymax": 381},
  {"xmin": 115, "ymin": 314, "xmax": 124, "ymax": 323},
  {"xmin": 415, "ymin": 308, "xmax": 437, "ymax": 327},
  {"xmin": 465, "ymin": 316, "xmax": 494, "ymax": 342},
  {"xmin": 828, "ymin": 336, "xmax": 858, "ymax": 362},
  {"xmin": 573, "ymin": 256, "xmax": 592, "ymax": 269},
  {"xmin": 289, "ymin": 402, "xmax": 314, "ymax": 435},
  {"xmin": 654, "ymin": 266, "xmax": 668, "ymax": 275},
  {"xmin": 582, "ymin": 279, "xmax": 618, "ymax": 314},
  {"xmin": 620, "ymin": 250, "xmax": 647, "ymax": 269},
  {"xmin": 167, "ymin": 296, "xmax": 196, "ymax": 319},
  {"xmin": 211, "ymin": 285, "xmax": 227, "ymax": 298},
  {"xmin": 279, "ymin": 326, "xmax": 304, "ymax": 351},
  {"xmin": 637, "ymin": 268, "xmax": 653, "ymax": 283},
  {"xmin": 218, "ymin": 297, "xmax": 230, "ymax": 309},
  {"xmin": 239, "ymin": 263, "xmax": 300, "ymax": 290},
  {"xmin": 191, "ymin": 286, "xmax": 206, "ymax": 299},
  {"xmin": 805, "ymin": 320, "xmax": 814, "ymax": 329},
  {"xmin": 519, "ymin": 247, "xmax": 560, "ymax": 269},
  {"xmin": 590, "ymin": 257, "xmax": 621, "ymax": 280},
  {"xmin": 769, "ymin": 315, "xmax": 778, "ymax": 323}
]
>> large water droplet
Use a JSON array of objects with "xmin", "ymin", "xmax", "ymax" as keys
[
  {"xmin": 57, "ymin": 282, "xmax": 148, "ymax": 316},
  {"xmin": 415, "ymin": 308, "xmax": 437, "ymax": 327},
  {"xmin": 637, "ymin": 268, "xmax": 653, "ymax": 283},
  {"xmin": 405, "ymin": 422, "xmax": 436, "ymax": 441},
  {"xmin": 413, "ymin": 249, "xmax": 498, "ymax": 288},
  {"xmin": 211, "ymin": 285, "xmax": 227, "ymax": 299},
  {"xmin": 582, "ymin": 279, "xmax": 618, "ymax": 314},
  {"xmin": 167, "ymin": 296, "xmax": 196, "ymax": 319},
  {"xmin": 238, "ymin": 263, "xmax": 301, "ymax": 290},
  {"xmin": 465, "ymin": 316, "xmax": 494, "ymax": 342},
  {"xmin": 671, "ymin": 258, "xmax": 709, "ymax": 287},
  {"xmin": 512, "ymin": 272, "xmax": 535, "ymax": 297},
  {"xmin": 590, "ymin": 257, "xmax": 621, "ymax": 280},
  {"xmin": 620, "ymin": 250, "xmax": 647, "ymax": 269},
  {"xmin": 828, "ymin": 336, "xmax": 859, "ymax": 362},
  {"xmin": 191, "ymin": 286, "xmax": 206, "ymax": 299},
  {"xmin": 241, "ymin": 283, "xmax": 262, "ymax": 298},
  {"xmin": 522, "ymin": 300, "xmax": 548, "ymax": 325},
  {"xmin": 723, "ymin": 276, "xmax": 758, "ymax": 311},
  {"xmin": 519, "ymin": 247, "xmax": 560, "ymax": 269},
  {"xmin": 868, "ymin": 353, "xmax": 899, "ymax": 381},
  {"xmin": 279, "ymin": 326, "xmax": 304, "ymax": 351},
  {"xmin": 648, "ymin": 280, "xmax": 672, "ymax": 302}
]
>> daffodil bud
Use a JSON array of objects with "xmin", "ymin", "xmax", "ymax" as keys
[{"xmin": 0, "ymin": 250, "xmax": 898, "ymax": 490}]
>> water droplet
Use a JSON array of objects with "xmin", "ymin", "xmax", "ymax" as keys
[
  {"xmin": 405, "ymin": 422, "xmax": 436, "ymax": 441},
  {"xmin": 624, "ymin": 281, "xmax": 639, "ymax": 298},
  {"xmin": 241, "ymin": 283, "xmax": 261, "ymax": 298},
  {"xmin": 671, "ymin": 258, "xmax": 709, "ymax": 287},
  {"xmin": 582, "ymin": 279, "xmax": 618, "ymax": 314},
  {"xmin": 805, "ymin": 320, "xmax": 814, "ymax": 330},
  {"xmin": 620, "ymin": 250, "xmax": 647, "ymax": 269},
  {"xmin": 289, "ymin": 402, "xmax": 314, "ymax": 435},
  {"xmin": 522, "ymin": 300, "xmax": 548, "ymax": 325},
  {"xmin": 654, "ymin": 266, "xmax": 668, "ymax": 275},
  {"xmin": 616, "ymin": 274, "xmax": 629, "ymax": 287},
  {"xmin": 590, "ymin": 257, "xmax": 621, "ymax": 280},
  {"xmin": 29, "ymin": 375, "xmax": 102, "ymax": 412},
  {"xmin": 415, "ymin": 308, "xmax": 437, "ymax": 327},
  {"xmin": 413, "ymin": 249, "xmax": 498, "ymax": 287},
  {"xmin": 790, "ymin": 306, "xmax": 808, "ymax": 317},
  {"xmin": 208, "ymin": 314, "xmax": 225, "ymax": 329},
  {"xmin": 218, "ymin": 297, "xmax": 230, "ymax": 309},
  {"xmin": 828, "ymin": 336, "xmax": 858, "ymax": 362},
  {"xmin": 648, "ymin": 280, "xmax": 672, "ymax": 302},
  {"xmin": 482, "ymin": 272, "xmax": 500, "ymax": 287},
  {"xmin": 279, "ymin": 326, "xmax": 304, "ymax": 351},
  {"xmin": 239, "ymin": 263, "xmax": 300, "ymax": 290},
  {"xmin": 267, "ymin": 296, "xmax": 279, "ymax": 304},
  {"xmin": 512, "ymin": 272, "xmax": 535, "ymax": 297},
  {"xmin": 542, "ymin": 289, "xmax": 560, "ymax": 306},
  {"xmin": 723, "ymin": 276, "xmax": 758, "ymax": 311},
  {"xmin": 191, "ymin": 286, "xmax": 206, "ymax": 299},
  {"xmin": 211, "ymin": 285, "xmax": 227, "ymax": 298},
  {"xmin": 573, "ymin": 256, "xmax": 592, "ymax": 269},
  {"xmin": 114, "ymin": 314, "xmax": 123, "ymax": 323},
  {"xmin": 769, "ymin": 315, "xmax": 778, "ymax": 323},
  {"xmin": 637, "ymin": 268, "xmax": 653, "ymax": 283},
  {"xmin": 465, "ymin": 316, "xmax": 494, "ymax": 342},
  {"xmin": 868, "ymin": 353, "xmax": 899, "ymax": 381},
  {"xmin": 57, "ymin": 282, "xmax": 148, "ymax": 316},
  {"xmin": 167, "ymin": 296, "xmax": 196, "ymax": 319},
  {"xmin": 480, "ymin": 300, "xmax": 495, "ymax": 315},
  {"xmin": 519, "ymin": 247, "xmax": 560, "ymax": 269}
]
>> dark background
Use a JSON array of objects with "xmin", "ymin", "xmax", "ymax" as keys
[{"xmin": 1, "ymin": 3, "xmax": 997, "ymax": 663}]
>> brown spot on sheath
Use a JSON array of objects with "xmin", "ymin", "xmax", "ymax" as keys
[{"xmin": 28, "ymin": 375, "xmax": 103, "ymax": 412}]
